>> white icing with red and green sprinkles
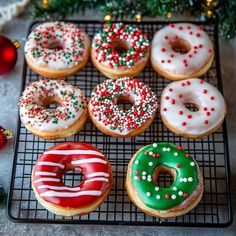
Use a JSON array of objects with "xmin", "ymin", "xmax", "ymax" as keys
[
  {"xmin": 19, "ymin": 80, "xmax": 86, "ymax": 131},
  {"xmin": 151, "ymin": 23, "xmax": 213, "ymax": 75},
  {"xmin": 161, "ymin": 78, "xmax": 226, "ymax": 136},
  {"xmin": 89, "ymin": 77, "xmax": 158, "ymax": 135},
  {"xmin": 92, "ymin": 22, "xmax": 149, "ymax": 69},
  {"xmin": 24, "ymin": 21, "xmax": 89, "ymax": 70},
  {"xmin": 131, "ymin": 143, "xmax": 199, "ymax": 210}
]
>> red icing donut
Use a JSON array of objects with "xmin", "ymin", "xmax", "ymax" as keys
[{"xmin": 32, "ymin": 142, "xmax": 112, "ymax": 216}]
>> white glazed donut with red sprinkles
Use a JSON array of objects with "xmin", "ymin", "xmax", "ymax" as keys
[
  {"xmin": 160, "ymin": 78, "xmax": 226, "ymax": 138},
  {"xmin": 151, "ymin": 23, "xmax": 214, "ymax": 80},
  {"xmin": 88, "ymin": 77, "xmax": 158, "ymax": 138},
  {"xmin": 24, "ymin": 21, "xmax": 90, "ymax": 78},
  {"xmin": 19, "ymin": 80, "xmax": 87, "ymax": 140}
]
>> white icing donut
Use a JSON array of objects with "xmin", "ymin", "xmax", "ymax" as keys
[
  {"xmin": 151, "ymin": 23, "xmax": 213, "ymax": 79},
  {"xmin": 19, "ymin": 80, "xmax": 86, "ymax": 131},
  {"xmin": 88, "ymin": 77, "xmax": 158, "ymax": 137},
  {"xmin": 24, "ymin": 21, "xmax": 89, "ymax": 70},
  {"xmin": 160, "ymin": 78, "xmax": 226, "ymax": 138}
]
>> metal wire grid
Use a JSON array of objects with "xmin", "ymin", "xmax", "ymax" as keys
[{"xmin": 7, "ymin": 21, "xmax": 232, "ymax": 227}]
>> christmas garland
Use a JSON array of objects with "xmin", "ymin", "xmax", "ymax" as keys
[{"xmin": 31, "ymin": 0, "xmax": 236, "ymax": 39}]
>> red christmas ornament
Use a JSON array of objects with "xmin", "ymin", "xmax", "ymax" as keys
[
  {"xmin": 0, "ymin": 36, "xmax": 20, "ymax": 76},
  {"xmin": 0, "ymin": 126, "xmax": 13, "ymax": 150}
]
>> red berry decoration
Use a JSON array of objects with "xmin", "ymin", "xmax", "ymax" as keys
[
  {"xmin": 0, "ymin": 126, "xmax": 13, "ymax": 150},
  {"xmin": 0, "ymin": 36, "xmax": 20, "ymax": 76}
]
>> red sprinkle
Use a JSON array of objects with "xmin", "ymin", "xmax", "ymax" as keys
[
  {"xmin": 206, "ymin": 111, "xmax": 211, "ymax": 116},
  {"xmin": 178, "ymin": 94, "xmax": 183, "ymax": 98},
  {"xmin": 182, "ymin": 122, "xmax": 187, "ymax": 126},
  {"xmin": 170, "ymin": 54, "xmax": 174, "ymax": 58},
  {"xmin": 186, "ymin": 154, "xmax": 190, "ymax": 158},
  {"xmin": 203, "ymin": 107, "xmax": 208, "ymax": 111},
  {"xmin": 161, "ymin": 60, "xmax": 165, "ymax": 63},
  {"xmin": 203, "ymin": 89, "xmax": 208, "ymax": 94},
  {"xmin": 165, "ymin": 96, "xmax": 169, "ymax": 100},
  {"xmin": 200, "ymin": 80, "xmax": 204, "ymax": 84},
  {"xmin": 187, "ymin": 26, "xmax": 191, "ymax": 30},
  {"xmin": 176, "ymin": 164, "xmax": 181, "ymax": 168},
  {"xmin": 181, "ymin": 82, "xmax": 185, "ymax": 87},
  {"xmin": 189, "ymin": 31, "xmax": 193, "ymax": 35},
  {"xmin": 161, "ymin": 48, "xmax": 166, "ymax": 52},
  {"xmin": 137, "ymin": 176, "xmax": 142, "ymax": 180},
  {"xmin": 163, "ymin": 108, "xmax": 167, "ymax": 112},
  {"xmin": 169, "ymin": 88, "xmax": 173, "ymax": 92},
  {"xmin": 187, "ymin": 114, "xmax": 192, "ymax": 119},
  {"xmin": 196, "ymin": 33, "xmax": 201, "ymax": 37},
  {"xmin": 204, "ymin": 120, "xmax": 209, "ymax": 124},
  {"xmin": 199, "ymin": 44, "xmax": 203, "ymax": 48},
  {"xmin": 178, "ymin": 26, "xmax": 183, "ymax": 30},
  {"xmin": 211, "ymin": 108, "xmax": 215, "ymax": 111},
  {"xmin": 144, "ymin": 151, "xmax": 149, "ymax": 155},
  {"xmin": 135, "ymin": 170, "xmax": 140, "ymax": 174},
  {"xmin": 183, "ymin": 193, "xmax": 189, "ymax": 198},
  {"xmin": 153, "ymin": 153, "xmax": 160, "ymax": 158},
  {"xmin": 165, "ymin": 35, "xmax": 168, "ymax": 40},
  {"xmin": 186, "ymin": 81, "xmax": 191, "ymax": 85},
  {"xmin": 171, "ymin": 99, "xmax": 175, "ymax": 104},
  {"xmin": 188, "ymin": 54, "xmax": 192, "ymax": 58},
  {"xmin": 167, "ymin": 59, "xmax": 171, "ymax": 63},
  {"xmin": 169, "ymin": 23, "xmax": 175, "ymax": 28},
  {"xmin": 179, "ymin": 110, "xmax": 183, "ymax": 115},
  {"xmin": 165, "ymin": 194, "xmax": 171, "ymax": 199},
  {"xmin": 211, "ymin": 96, "xmax": 215, "ymax": 100}
]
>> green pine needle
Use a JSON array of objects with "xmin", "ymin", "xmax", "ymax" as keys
[{"xmin": 31, "ymin": 0, "xmax": 236, "ymax": 39}]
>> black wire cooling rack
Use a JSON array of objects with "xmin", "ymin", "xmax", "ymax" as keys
[{"xmin": 7, "ymin": 20, "xmax": 232, "ymax": 227}]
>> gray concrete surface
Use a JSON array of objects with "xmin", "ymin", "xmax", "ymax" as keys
[{"xmin": 0, "ymin": 6, "xmax": 235, "ymax": 236}]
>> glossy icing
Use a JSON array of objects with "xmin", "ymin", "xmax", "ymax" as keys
[
  {"xmin": 25, "ymin": 21, "xmax": 88, "ymax": 70},
  {"xmin": 92, "ymin": 22, "xmax": 149, "ymax": 69},
  {"xmin": 19, "ymin": 80, "xmax": 86, "ymax": 131},
  {"xmin": 131, "ymin": 143, "xmax": 200, "ymax": 210},
  {"xmin": 160, "ymin": 78, "xmax": 226, "ymax": 135},
  {"xmin": 151, "ymin": 23, "xmax": 213, "ymax": 75},
  {"xmin": 89, "ymin": 77, "xmax": 158, "ymax": 135},
  {"xmin": 32, "ymin": 142, "xmax": 112, "ymax": 209}
]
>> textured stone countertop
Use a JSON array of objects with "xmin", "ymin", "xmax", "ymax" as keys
[{"xmin": 0, "ymin": 7, "xmax": 235, "ymax": 236}]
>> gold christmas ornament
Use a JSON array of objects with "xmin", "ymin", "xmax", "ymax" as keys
[
  {"xmin": 135, "ymin": 12, "xmax": 142, "ymax": 22},
  {"xmin": 104, "ymin": 13, "xmax": 112, "ymax": 22},
  {"xmin": 207, "ymin": 10, "xmax": 213, "ymax": 17},
  {"xmin": 166, "ymin": 12, "xmax": 173, "ymax": 19},
  {"xmin": 42, "ymin": 0, "xmax": 49, "ymax": 7}
]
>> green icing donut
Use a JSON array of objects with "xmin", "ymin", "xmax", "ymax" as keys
[{"xmin": 131, "ymin": 142, "xmax": 199, "ymax": 210}]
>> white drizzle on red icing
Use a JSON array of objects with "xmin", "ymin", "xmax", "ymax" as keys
[
  {"xmin": 151, "ymin": 23, "xmax": 213, "ymax": 75},
  {"xmin": 160, "ymin": 78, "xmax": 226, "ymax": 136},
  {"xmin": 19, "ymin": 80, "xmax": 86, "ymax": 131},
  {"xmin": 25, "ymin": 21, "xmax": 89, "ymax": 70},
  {"xmin": 89, "ymin": 77, "xmax": 158, "ymax": 135},
  {"xmin": 32, "ymin": 142, "xmax": 112, "ymax": 208}
]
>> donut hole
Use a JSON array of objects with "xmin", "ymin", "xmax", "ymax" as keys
[
  {"xmin": 153, "ymin": 166, "xmax": 175, "ymax": 188},
  {"xmin": 184, "ymin": 102, "xmax": 199, "ymax": 112},
  {"xmin": 41, "ymin": 96, "xmax": 62, "ymax": 110},
  {"xmin": 111, "ymin": 40, "xmax": 130, "ymax": 55},
  {"xmin": 117, "ymin": 95, "xmax": 134, "ymax": 111},
  {"xmin": 63, "ymin": 169, "xmax": 84, "ymax": 187},
  {"xmin": 48, "ymin": 41, "xmax": 63, "ymax": 50},
  {"xmin": 171, "ymin": 39, "xmax": 191, "ymax": 54}
]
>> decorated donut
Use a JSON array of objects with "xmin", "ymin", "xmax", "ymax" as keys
[
  {"xmin": 160, "ymin": 78, "xmax": 226, "ymax": 139},
  {"xmin": 24, "ymin": 21, "xmax": 90, "ymax": 78},
  {"xmin": 32, "ymin": 142, "xmax": 113, "ymax": 217},
  {"xmin": 88, "ymin": 77, "xmax": 158, "ymax": 138},
  {"xmin": 151, "ymin": 23, "xmax": 214, "ymax": 80},
  {"xmin": 91, "ymin": 23, "xmax": 150, "ymax": 78},
  {"xmin": 19, "ymin": 80, "xmax": 87, "ymax": 140},
  {"xmin": 126, "ymin": 142, "xmax": 203, "ymax": 218}
]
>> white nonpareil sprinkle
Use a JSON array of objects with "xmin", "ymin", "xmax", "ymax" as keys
[
  {"xmin": 173, "ymin": 186, "xmax": 177, "ymax": 191},
  {"xmin": 156, "ymin": 195, "xmax": 161, "ymax": 199},
  {"xmin": 178, "ymin": 191, "xmax": 183, "ymax": 196},
  {"xmin": 135, "ymin": 160, "xmax": 139, "ymax": 164},
  {"xmin": 174, "ymin": 152, "xmax": 178, "ymax": 156},
  {"xmin": 153, "ymin": 143, "xmax": 158, "ymax": 147},
  {"xmin": 148, "ymin": 161, "xmax": 153, "ymax": 166},
  {"xmin": 146, "ymin": 192, "xmax": 151, "ymax": 197},
  {"xmin": 142, "ymin": 171, "xmax": 146, "ymax": 175},
  {"xmin": 155, "ymin": 186, "xmax": 159, "ymax": 191},
  {"xmin": 190, "ymin": 162, "xmax": 195, "ymax": 166},
  {"xmin": 171, "ymin": 194, "xmax": 177, "ymax": 199}
]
